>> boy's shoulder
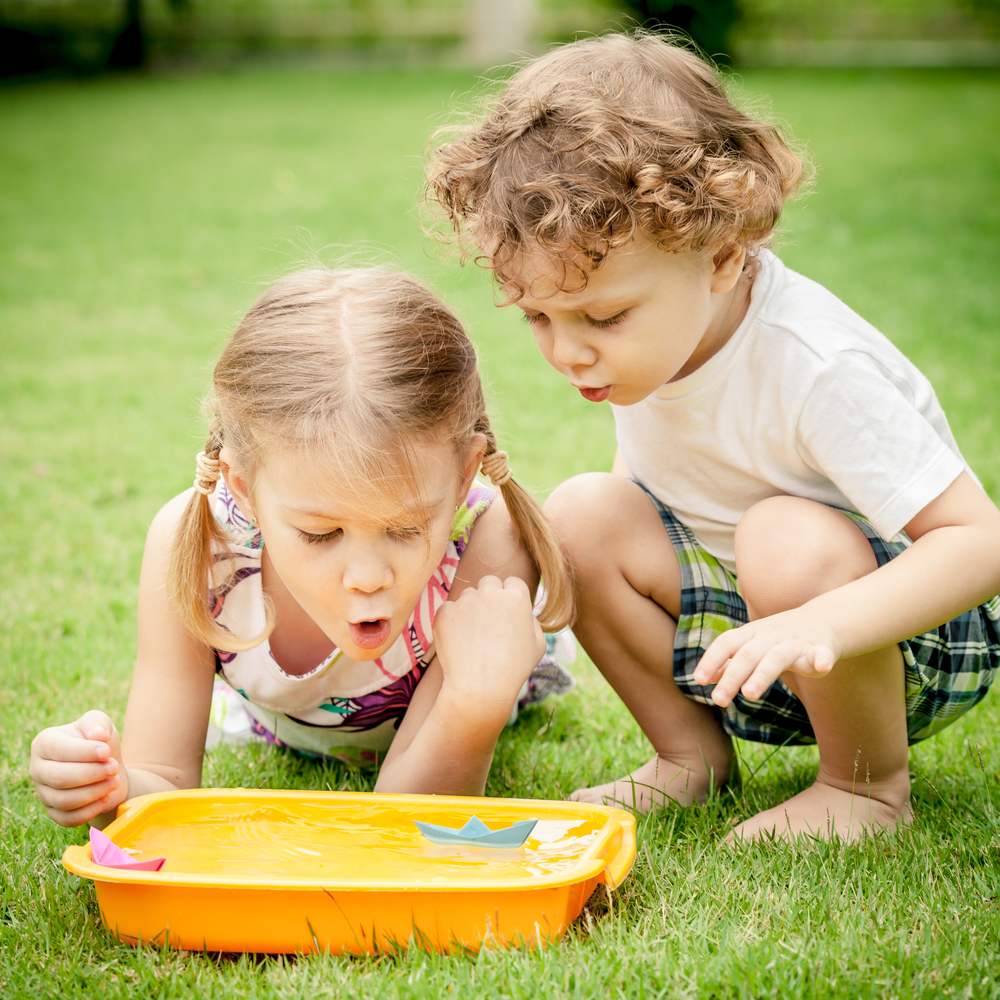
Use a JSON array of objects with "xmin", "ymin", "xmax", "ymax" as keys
[
  {"xmin": 748, "ymin": 251, "xmax": 912, "ymax": 380},
  {"xmin": 732, "ymin": 252, "xmax": 947, "ymax": 432}
]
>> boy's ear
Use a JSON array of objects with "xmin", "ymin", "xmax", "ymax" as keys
[
  {"xmin": 218, "ymin": 447, "xmax": 253, "ymax": 520},
  {"xmin": 710, "ymin": 245, "xmax": 747, "ymax": 294}
]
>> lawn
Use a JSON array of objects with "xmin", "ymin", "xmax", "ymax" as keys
[{"xmin": 1, "ymin": 62, "xmax": 999, "ymax": 999}]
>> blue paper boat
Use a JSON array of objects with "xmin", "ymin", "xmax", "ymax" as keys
[{"xmin": 414, "ymin": 815, "xmax": 538, "ymax": 848}]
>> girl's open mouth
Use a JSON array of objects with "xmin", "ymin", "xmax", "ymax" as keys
[
  {"xmin": 578, "ymin": 385, "xmax": 611, "ymax": 403},
  {"xmin": 348, "ymin": 618, "xmax": 392, "ymax": 650}
]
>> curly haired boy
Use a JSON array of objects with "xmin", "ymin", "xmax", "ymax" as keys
[{"xmin": 428, "ymin": 33, "xmax": 1000, "ymax": 841}]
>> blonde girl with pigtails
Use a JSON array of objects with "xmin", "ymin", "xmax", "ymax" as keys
[{"xmin": 29, "ymin": 268, "xmax": 574, "ymax": 828}]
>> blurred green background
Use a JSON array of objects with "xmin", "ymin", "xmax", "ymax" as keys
[
  {"xmin": 2, "ymin": 3, "xmax": 1000, "ymax": 997},
  {"xmin": 2, "ymin": 0, "xmax": 999, "ymax": 76}
]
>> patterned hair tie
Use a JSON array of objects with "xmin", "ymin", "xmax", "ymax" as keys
[
  {"xmin": 193, "ymin": 450, "xmax": 221, "ymax": 496},
  {"xmin": 481, "ymin": 449, "xmax": 513, "ymax": 487}
]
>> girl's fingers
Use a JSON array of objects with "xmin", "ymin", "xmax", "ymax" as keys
[
  {"xmin": 501, "ymin": 575, "xmax": 531, "ymax": 600},
  {"xmin": 75, "ymin": 709, "xmax": 115, "ymax": 743},
  {"xmin": 34, "ymin": 759, "xmax": 118, "ymax": 791},
  {"xmin": 42, "ymin": 789, "xmax": 122, "ymax": 829},
  {"xmin": 32, "ymin": 730, "xmax": 112, "ymax": 764},
  {"xmin": 29, "ymin": 712, "xmax": 125, "ymax": 827},
  {"xmin": 472, "ymin": 574, "xmax": 502, "ymax": 592},
  {"xmin": 811, "ymin": 645, "xmax": 836, "ymax": 675},
  {"xmin": 38, "ymin": 774, "xmax": 122, "ymax": 813}
]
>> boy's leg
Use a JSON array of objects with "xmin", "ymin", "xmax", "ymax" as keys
[
  {"xmin": 544, "ymin": 473, "xmax": 734, "ymax": 810},
  {"xmin": 731, "ymin": 496, "xmax": 912, "ymax": 842}
]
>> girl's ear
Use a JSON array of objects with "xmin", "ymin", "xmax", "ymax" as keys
[
  {"xmin": 459, "ymin": 433, "xmax": 489, "ymax": 498},
  {"xmin": 710, "ymin": 245, "xmax": 747, "ymax": 294},
  {"xmin": 218, "ymin": 447, "xmax": 253, "ymax": 520}
]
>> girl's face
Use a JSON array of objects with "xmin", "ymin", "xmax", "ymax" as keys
[
  {"xmin": 223, "ymin": 434, "xmax": 483, "ymax": 661},
  {"xmin": 508, "ymin": 236, "xmax": 749, "ymax": 407}
]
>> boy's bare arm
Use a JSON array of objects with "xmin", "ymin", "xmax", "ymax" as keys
[{"xmin": 694, "ymin": 472, "xmax": 1000, "ymax": 706}]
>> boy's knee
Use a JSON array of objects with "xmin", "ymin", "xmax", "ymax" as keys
[
  {"xmin": 735, "ymin": 496, "xmax": 878, "ymax": 616},
  {"xmin": 544, "ymin": 473, "xmax": 643, "ymax": 568}
]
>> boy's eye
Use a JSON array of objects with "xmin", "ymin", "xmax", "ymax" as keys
[
  {"xmin": 298, "ymin": 528, "xmax": 343, "ymax": 545},
  {"xmin": 586, "ymin": 310, "xmax": 628, "ymax": 329}
]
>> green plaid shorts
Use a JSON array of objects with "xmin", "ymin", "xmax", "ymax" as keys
[{"xmin": 637, "ymin": 484, "xmax": 1000, "ymax": 747}]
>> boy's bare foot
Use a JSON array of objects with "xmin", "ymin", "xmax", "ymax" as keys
[
  {"xmin": 727, "ymin": 778, "xmax": 913, "ymax": 844},
  {"xmin": 570, "ymin": 752, "xmax": 728, "ymax": 812}
]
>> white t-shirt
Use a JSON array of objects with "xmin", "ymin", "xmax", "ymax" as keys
[{"xmin": 613, "ymin": 250, "xmax": 972, "ymax": 574}]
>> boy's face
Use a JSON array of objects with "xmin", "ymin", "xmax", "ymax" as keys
[{"xmin": 507, "ymin": 236, "xmax": 748, "ymax": 406}]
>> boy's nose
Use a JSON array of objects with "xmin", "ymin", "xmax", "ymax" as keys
[{"xmin": 550, "ymin": 324, "xmax": 595, "ymax": 369}]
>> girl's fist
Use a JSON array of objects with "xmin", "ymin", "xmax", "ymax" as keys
[
  {"xmin": 433, "ymin": 575, "xmax": 546, "ymax": 719},
  {"xmin": 29, "ymin": 710, "xmax": 128, "ymax": 827}
]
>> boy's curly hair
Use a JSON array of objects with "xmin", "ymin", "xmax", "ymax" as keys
[{"xmin": 427, "ymin": 32, "xmax": 807, "ymax": 295}]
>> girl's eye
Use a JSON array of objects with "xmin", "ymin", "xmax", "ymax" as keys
[
  {"xmin": 388, "ymin": 525, "xmax": 424, "ymax": 541},
  {"xmin": 298, "ymin": 528, "xmax": 342, "ymax": 545},
  {"xmin": 587, "ymin": 310, "xmax": 628, "ymax": 329},
  {"xmin": 522, "ymin": 312, "xmax": 547, "ymax": 326}
]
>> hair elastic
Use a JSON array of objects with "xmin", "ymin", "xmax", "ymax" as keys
[
  {"xmin": 193, "ymin": 450, "xmax": 221, "ymax": 496},
  {"xmin": 481, "ymin": 449, "xmax": 513, "ymax": 487}
]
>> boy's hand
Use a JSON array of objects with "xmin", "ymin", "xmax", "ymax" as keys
[
  {"xmin": 433, "ymin": 575, "xmax": 546, "ymax": 721},
  {"xmin": 29, "ymin": 710, "xmax": 128, "ymax": 827},
  {"xmin": 692, "ymin": 610, "xmax": 840, "ymax": 708}
]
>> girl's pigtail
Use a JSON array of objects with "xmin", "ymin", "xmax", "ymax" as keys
[
  {"xmin": 167, "ymin": 420, "xmax": 274, "ymax": 652},
  {"xmin": 476, "ymin": 419, "xmax": 575, "ymax": 632}
]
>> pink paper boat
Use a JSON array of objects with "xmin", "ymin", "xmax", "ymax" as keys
[{"xmin": 89, "ymin": 826, "xmax": 165, "ymax": 872}]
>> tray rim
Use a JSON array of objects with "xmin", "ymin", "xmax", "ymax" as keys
[{"xmin": 62, "ymin": 788, "xmax": 635, "ymax": 893}]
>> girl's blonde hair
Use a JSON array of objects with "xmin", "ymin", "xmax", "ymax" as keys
[
  {"xmin": 427, "ymin": 32, "xmax": 807, "ymax": 295},
  {"xmin": 168, "ymin": 268, "xmax": 573, "ymax": 651}
]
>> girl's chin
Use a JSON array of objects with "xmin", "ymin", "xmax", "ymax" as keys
[{"xmin": 346, "ymin": 618, "xmax": 393, "ymax": 652}]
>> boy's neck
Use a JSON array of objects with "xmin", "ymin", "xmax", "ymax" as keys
[{"xmin": 670, "ymin": 268, "xmax": 753, "ymax": 383}]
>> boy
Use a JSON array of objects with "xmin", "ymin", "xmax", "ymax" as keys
[{"xmin": 427, "ymin": 32, "xmax": 1000, "ymax": 840}]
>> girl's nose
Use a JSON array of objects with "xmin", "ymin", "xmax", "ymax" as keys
[{"xmin": 342, "ymin": 553, "xmax": 393, "ymax": 594}]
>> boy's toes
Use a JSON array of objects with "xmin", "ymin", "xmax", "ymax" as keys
[
  {"xmin": 724, "ymin": 805, "xmax": 792, "ymax": 845},
  {"xmin": 725, "ymin": 781, "xmax": 914, "ymax": 845},
  {"xmin": 569, "ymin": 781, "xmax": 620, "ymax": 806}
]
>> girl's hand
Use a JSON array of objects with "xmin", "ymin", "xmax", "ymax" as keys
[
  {"xmin": 432, "ymin": 574, "xmax": 546, "ymax": 722},
  {"xmin": 692, "ymin": 609, "xmax": 841, "ymax": 708},
  {"xmin": 29, "ymin": 710, "xmax": 129, "ymax": 827}
]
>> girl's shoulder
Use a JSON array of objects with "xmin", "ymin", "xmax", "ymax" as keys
[
  {"xmin": 447, "ymin": 483, "xmax": 537, "ymax": 591},
  {"xmin": 148, "ymin": 487, "xmax": 196, "ymax": 536},
  {"xmin": 450, "ymin": 483, "xmax": 495, "ymax": 554}
]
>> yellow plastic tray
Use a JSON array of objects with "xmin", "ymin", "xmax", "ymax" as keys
[{"xmin": 62, "ymin": 789, "xmax": 635, "ymax": 954}]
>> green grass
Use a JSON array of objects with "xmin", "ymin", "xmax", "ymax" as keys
[{"xmin": 1, "ymin": 65, "xmax": 999, "ymax": 998}]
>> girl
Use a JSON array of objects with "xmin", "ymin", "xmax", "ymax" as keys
[
  {"xmin": 427, "ymin": 32, "xmax": 1000, "ymax": 842},
  {"xmin": 29, "ymin": 267, "xmax": 573, "ymax": 828}
]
